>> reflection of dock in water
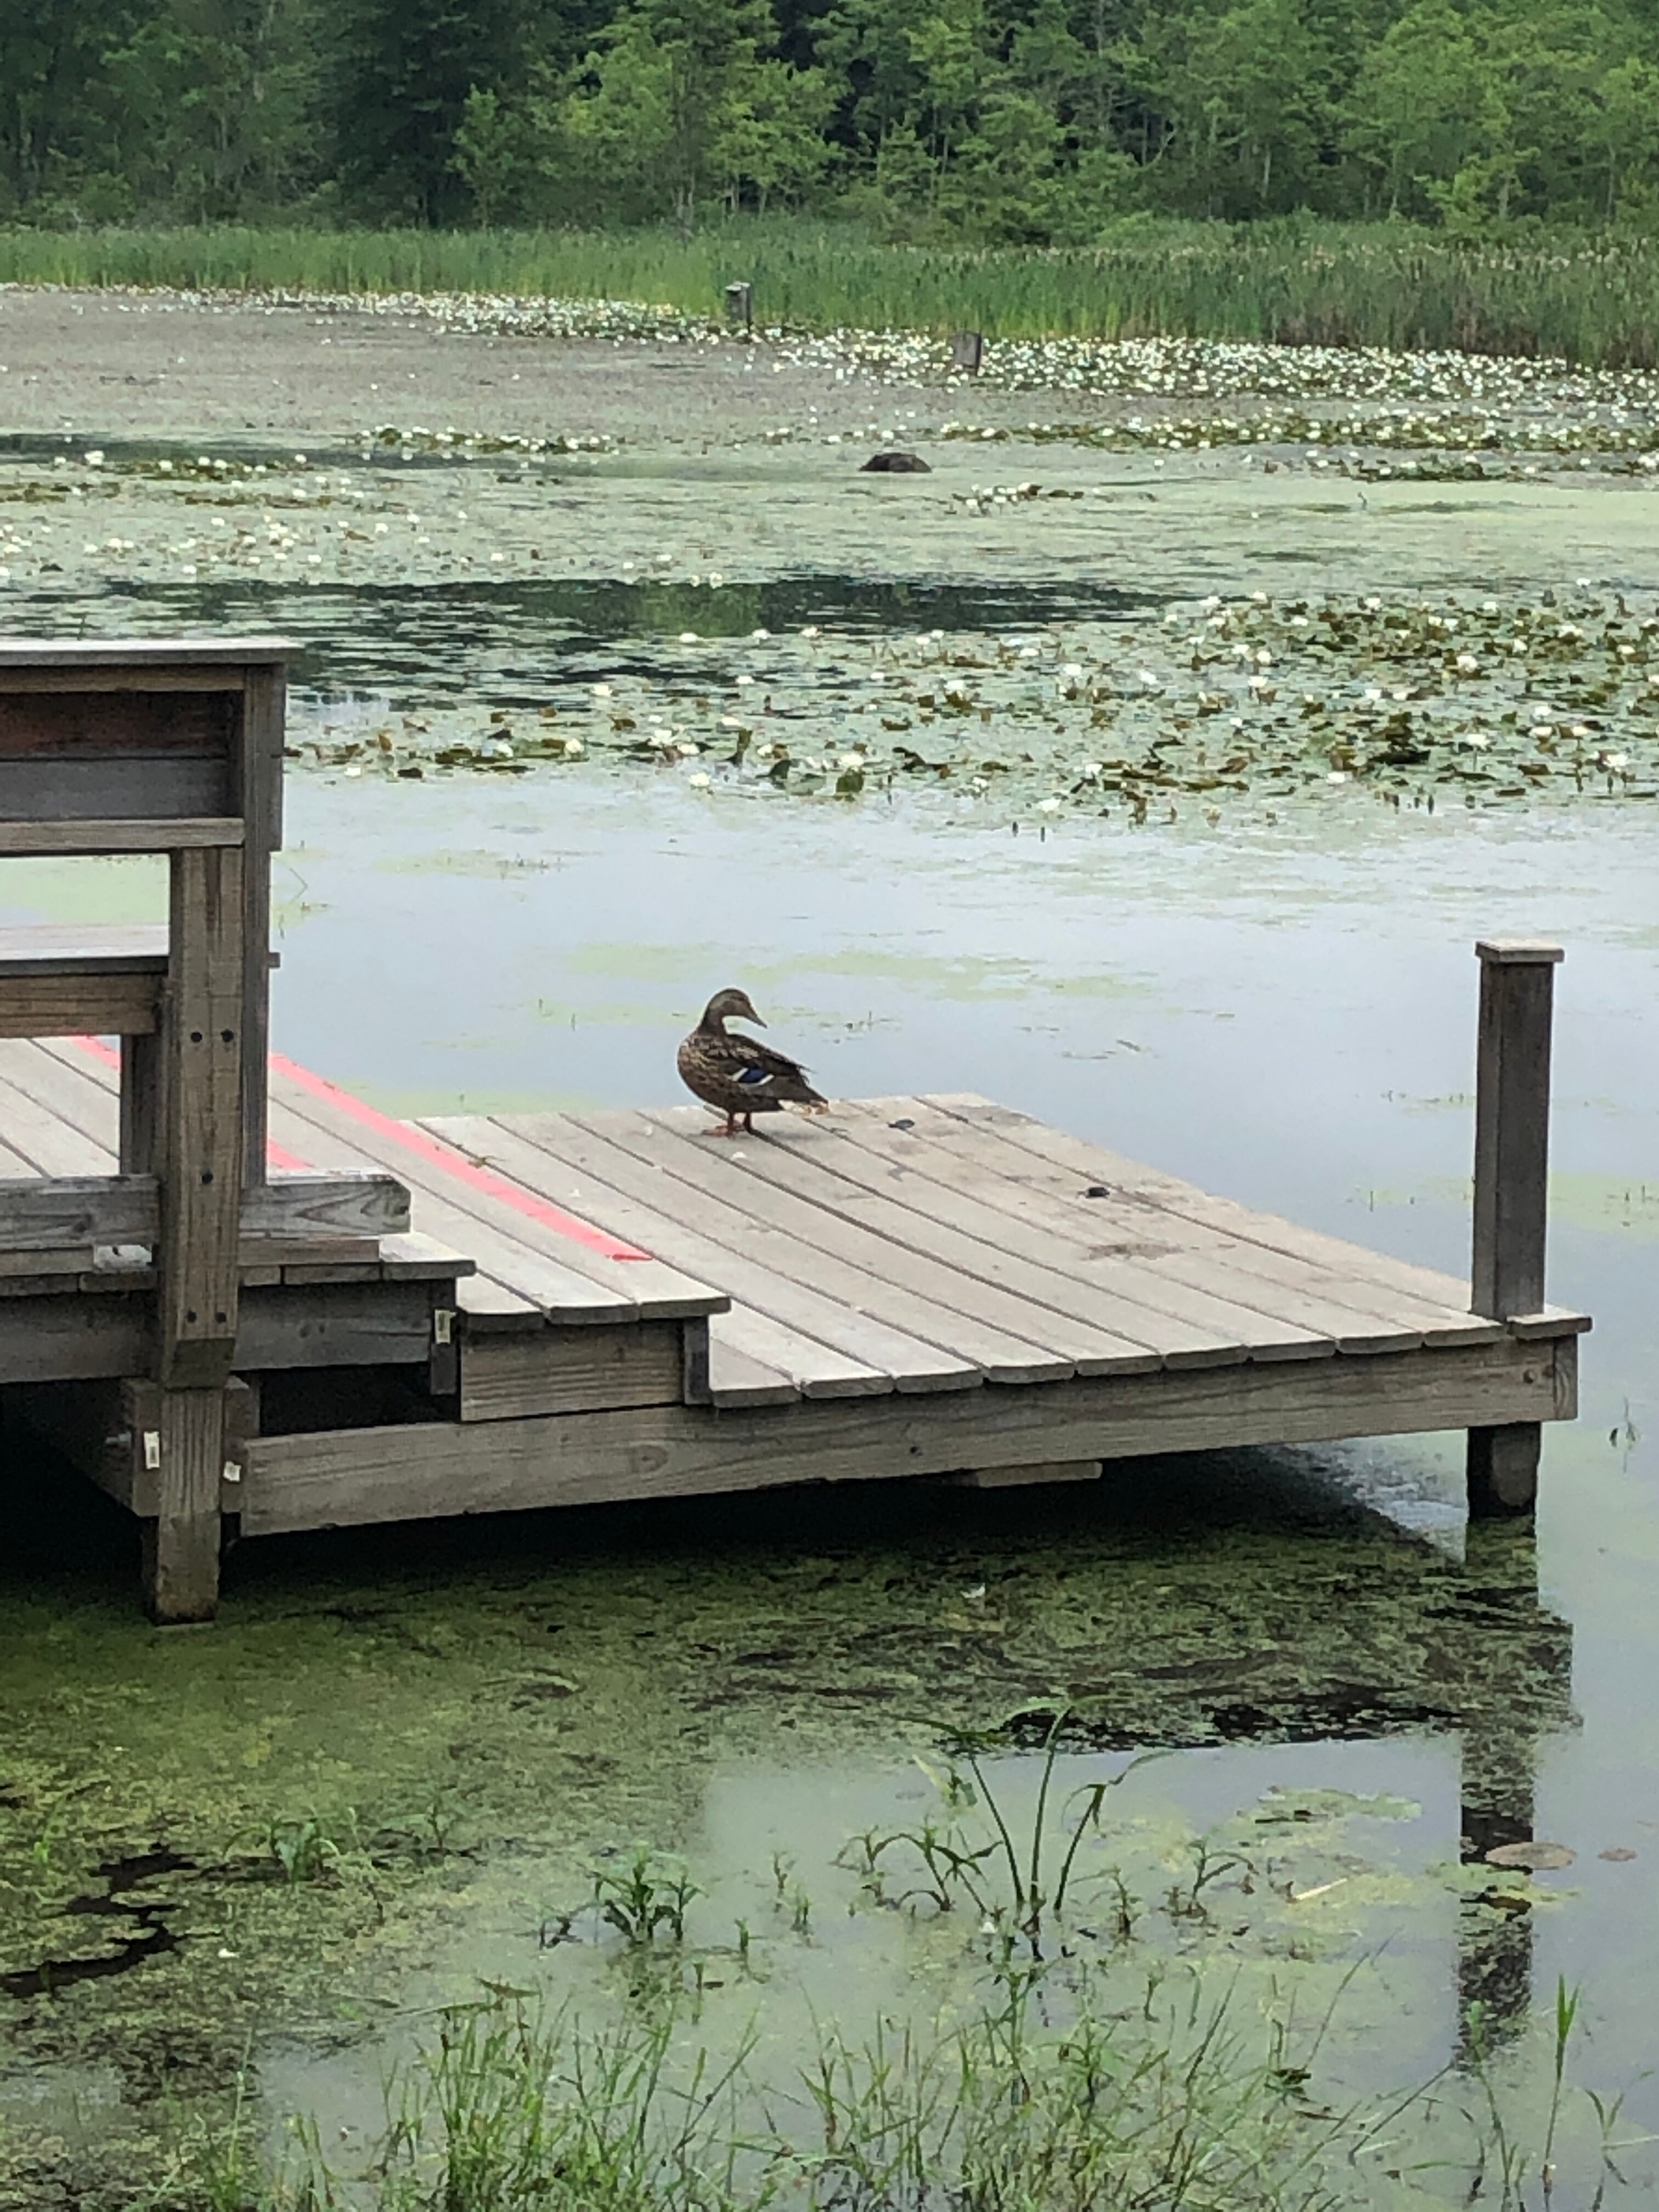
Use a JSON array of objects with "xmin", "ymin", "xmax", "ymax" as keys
[{"xmin": 966, "ymin": 1498, "xmax": 1573, "ymax": 2049}]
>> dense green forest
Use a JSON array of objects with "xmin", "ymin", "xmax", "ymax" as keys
[{"xmin": 3, "ymin": 0, "xmax": 1658, "ymax": 242}]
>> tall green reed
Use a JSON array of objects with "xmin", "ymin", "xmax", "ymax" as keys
[{"xmin": 5, "ymin": 217, "xmax": 1659, "ymax": 364}]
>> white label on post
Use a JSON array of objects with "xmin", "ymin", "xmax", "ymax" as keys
[
  {"xmin": 143, "ymin": 1430, "xmax": 162, "ymax": 1471},
  {"xmin": 434, "ymin": 1309, "xmax": 454, "ymax": 1345},
  {"xmin": 222, "ymin": 1460, "xmax": 242, "ymax": 1486}
]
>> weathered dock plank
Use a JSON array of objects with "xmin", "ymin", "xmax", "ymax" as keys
[
  {"xmin": 484, "ymin": 1110, "xmax": 1130, "ymax": 1384},
  {"xmin": 638, "ymin": 1102, "xmax": 1335, "ymax": 1368},
  {"xmin": 425, "ymin": 1113, "xmax": 982, "ymax": 1399},
  {"xmin": 800, "ymin": 1099, "xmax": 1506, "ymax": 1350},
  {"xmin": 268, "ymin": 1063, "xmax": 726, "ymax": 1325},
  {"xmin": 913, "ymin": 1095, "xmax": 1506, "ymax": 1319},
  {"xmin": 238, "ymin": 1331, "xmax": 1576, "ymax": 1535},
  {"xmin": 459, "ymin": 1321, "xmax": 686, "ymax": 1421}
]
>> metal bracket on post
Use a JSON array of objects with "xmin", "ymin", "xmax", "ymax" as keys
[{"xmin": 1467, "ymin": 939, "xmax": 1564, "ymax": 1517}]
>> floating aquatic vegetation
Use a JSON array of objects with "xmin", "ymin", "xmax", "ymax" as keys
[{"xmin": 279, "ymin": 584, "xmax": 1659, "ymax": 825}]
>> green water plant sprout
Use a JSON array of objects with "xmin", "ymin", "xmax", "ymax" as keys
[
  {"xmin": 590, "ymin": 1844, "xmax": 702, "ymax": 1945},
  {"xmin": 850, "ymin": 1702, "xmax": 1168, "ymax": 1939}
]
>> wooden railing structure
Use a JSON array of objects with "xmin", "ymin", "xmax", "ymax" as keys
[{"xmin": 0, "ymin": 641, "xmax": 408, "ymax": 1620}]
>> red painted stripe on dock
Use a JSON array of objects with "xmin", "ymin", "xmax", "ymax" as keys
[
  {"xmin": 70, "ymin": 1035, "xmax": 307, "ymax": 1170},
  {"xmin": 268, "ymin": 1052, "xmax": 651, "ymax": 1262}
]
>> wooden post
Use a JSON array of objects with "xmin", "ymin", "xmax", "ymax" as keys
[
  {"xmin": 951, "ymin": 331, "xmax": 984, "ymax": 373},
  {"xmin": 138, "ymin": 1386, "xmax": 228, "ymax": 1622},
  {"xmin": 1467, "ymin": 939, "xmax": 1563, "ymax": 1517},
  {"xmin": 238, "ymin": 663, "xmax": 285, "ymax": 1189},
  {"xmin": 120, "ymin": 1029, "xmax": 161, "ymax": 1174},
  {"xmin": 144, "ymin": 844, "xmax": 245, "ymax": 1621},
  {"xmin": 723, "ymin": 282, "xmax": 753, "ymax": 332}
]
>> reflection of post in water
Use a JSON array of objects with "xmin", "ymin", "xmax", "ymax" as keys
[{"xmin": 1454, "ymin": 1518, "xmax": 1564, "ymax": 2056}]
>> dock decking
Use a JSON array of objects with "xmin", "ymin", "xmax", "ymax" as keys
[{"xmin": 2, "ymin": 1026, "xmax": 1587, "ymax": 1554}]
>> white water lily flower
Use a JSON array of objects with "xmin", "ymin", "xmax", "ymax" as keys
[
  {"xmin": 1327, "ymin": 770, "xmax": 1348, "ymax": 783},
  {"xmin": 751, "ymin": 628, "xmax": 770, "ymax": 641},
  {"xmin": 591, "ymin": 682, "xmax": 612, "ymax": 697},
  {"xmin": 688, "ymin": 772, "xmax": 711, "ymax": 789},
  {"xmin": 1606, "ymin": 752, "xmax": 1629, "ymax": 771},
  {"xmin": 735, "ymin": 674, "xmax": 754, "ymax": 687},
  {"xmin": 679, "ymin": 631, "xmax": 699, "ymax": 644},
  {"xmin": 1079, "ymin": 762, "xmax": 1103, "ymax": 778},
  {"xmin": 563, "ymin": 738, "xmax": 584, "ymax": 758},
  {"xmin": 837, "ymin": 752, "xmax": 866, "ymax": 771},
  {"xmin": 1465, "ymin": 732, "xmax": 1491, "ymax": 750},
  {"xmin": 1037, "ymin": 797, "xmax": 1063, "ymax": 812},
  {"xmin": 801, "ymin": 625, "xmax": 821, "ymax": 638},
  {"xmin": 1456, "ymin": 653, "xmax": 1480, "ymax": 673}
]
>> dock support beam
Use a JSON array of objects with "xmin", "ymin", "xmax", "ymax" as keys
[
  {"xmin": 1466, "ymin": 939, "xmax": 1563, "ymax": 1518},
  {"xmin": 142, "ymin": 845, "xmax": 246, "ymax": 1622}
]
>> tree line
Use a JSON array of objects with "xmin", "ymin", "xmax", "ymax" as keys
[{"xmin": 5, "ymin": 0, "xmax": 1658, "ymax": 241}]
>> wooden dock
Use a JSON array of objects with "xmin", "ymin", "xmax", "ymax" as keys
[{"xmin": 0, "ymin": 640, "xmax": 1590, "ymax": 1621}]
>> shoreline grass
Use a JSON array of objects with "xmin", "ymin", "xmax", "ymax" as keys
[
  {"xmin": 149, "ymin": 1968, "xmax": 1629, "ymax": 2212},
  {"xmin": 5, "ymin": 218, "xmax": 1659, "ymax": 365}
]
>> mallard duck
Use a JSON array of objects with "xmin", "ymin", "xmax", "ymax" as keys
[{"xmin": 678, "ymin": 988, "xmax": 828, "ymax": 1136}]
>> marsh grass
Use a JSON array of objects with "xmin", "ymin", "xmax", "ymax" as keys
[
  {"xmin": 155, "ymin": 1961, "xmax": 1642, "ymax": 2212},
  {"xmin": 6, "ymin": 217, "xmax": 1659, "ymax": 364}
]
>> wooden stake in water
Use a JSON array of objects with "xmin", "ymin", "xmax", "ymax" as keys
[
  {"xmin": 1467, "ymin": 938, "xmax": 1564, "ymax": 1516},
  {"xmin": 724, "ymin": 282, "xmax": 753, "ymax": 332},
  {"xmin": 951, "ymin": 330, "xmax": 984, "ymax": 373}
]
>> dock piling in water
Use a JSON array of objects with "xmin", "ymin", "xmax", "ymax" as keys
[{"xmin": 1467, "ymin": 939, "xmax": 1565, "ymax": 1517}]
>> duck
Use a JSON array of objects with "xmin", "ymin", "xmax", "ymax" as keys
[{"xmin": 678, "ymin": 988, "xmax": 828, "ymax": 1136}]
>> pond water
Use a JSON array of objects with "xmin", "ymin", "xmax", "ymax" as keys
[{"xmin": 2, "ymin": 321, "xmax": 1659, "ymax": 2204}]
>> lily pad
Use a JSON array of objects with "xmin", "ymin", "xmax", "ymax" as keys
[{"xmin": 1484, "ymin": 1839, "xmax": 1576, "ymax": 1870}]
